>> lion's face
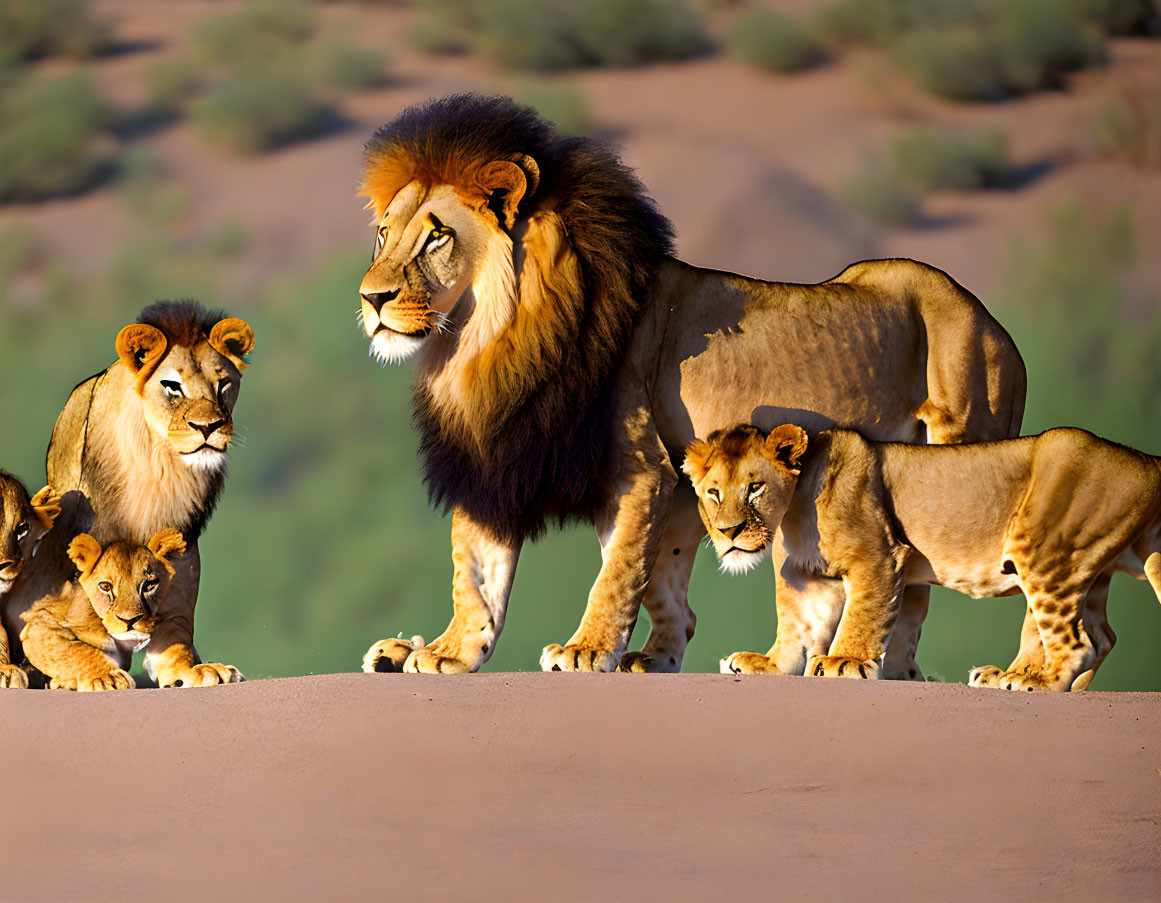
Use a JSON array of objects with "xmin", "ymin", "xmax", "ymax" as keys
[
  {"xmin": 683, "ymin": 425, "xmax": 808, "ymax": 576},
  {"xmin": 68, "ymin": 529, "xmax": 185, "ymax": 648},
  {"xmin": 0, "ymin": 481, "xmax": 59, "ymax": 593},
  {"xmin": 115, "ymin": 318, "xmax": 253, "ymax": 472}
]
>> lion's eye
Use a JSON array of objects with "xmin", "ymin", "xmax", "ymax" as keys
[
  {"xmin": 425, "ymin": 215, "xmax": 454, "ymax": 252},
  {"xmin": 748, "ymin": 482, "xmax": 765, "ymax": 498},
  {"xmin": 217, "ymin": 380, "xmax": 234, "ymax": 402},
  {"xmin": 706, "ymin": 488, "xmax": 721, "ymax": 503},
  {"xmin": 375, "ymin": 224, "xmax": 387, "ymax": 257},
  {"xmin": 160, "ymin": 379, "xmax": 184, "ymax": 400},
  {"xmin": 98, "ymin": 581, "xmax": 113, "ymax": 597},
  {"xmin": 14, "ymin": 521, "xmax": 28, "ymax": 541},
  {"xmin": 142, "ymin": 577, "xmax": 159, "ymax": 596}
]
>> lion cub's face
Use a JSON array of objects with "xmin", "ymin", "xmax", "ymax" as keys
[
  {"xmin": 0, "ymin": 479, "xmax": 60, "ymax": 593},
  {"xmin": 683, "ymin": 425, "xmax": 808, "ymax": 576},
  {"xmin": 67, "ymin": 529, "xmax": 186, "ymax": 648}
]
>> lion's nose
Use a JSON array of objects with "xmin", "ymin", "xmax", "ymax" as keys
[
  {"xmin": 361, "ymin": 289, "xmax": 399, "ymax": 313},
  {"xmin": 122, "ymin": 614, "xmax": 142, "ymax": 630},
  {"xmin": 719, "ymin": 522, "xmax": 746, "ymax": 541},
  {"xmin": 0, "ymin": 559, "xmax": 15, "ymax": 573},
  {"xmin": 189, "ymin": 420, "xmax": 226, "ymax": 439}
]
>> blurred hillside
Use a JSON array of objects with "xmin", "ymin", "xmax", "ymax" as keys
[{"xmin": 2, "ymin": 0, "xmax": 1161, "ymax": 688}]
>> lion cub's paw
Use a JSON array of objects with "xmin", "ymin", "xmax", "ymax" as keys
[
  {"xmin": 720, "ymin": 652, "xmax": 779, "ymax": 675},
  {"xmin": 362, "ymin": 636, "xmax": 425, "ymax": 673},
  {"xmin": 806, "ymin": 655, "xmax": 880, "ymax": 680},
  {"xmin": 540, "ymin": 644, "xmax": 618, "ymax": 673},
  {"xmin": 161, "ymin": 662, "xmax": 244, "ymax": 688},
  {"xmin": 618, "ymin": 651, "xmax": 681, "ymax": 673},
  {"xmin": 0, "ymin": 664, "xmax": 30, "ymax": 689},
  {"xmin": 80, "ymin": 669, "xmax": 135, "ymax": 692}
]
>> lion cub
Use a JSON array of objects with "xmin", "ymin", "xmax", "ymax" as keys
[
  {"xmin": 684, "ymin": 424, "xmax": 1161, "ymax": 692},
  {"xmin": 0, "ymin": 475, "xmax": 61, "ymax": 688},
  {"xmin": 19, "ymin": 529, "xmax": 185, "ymax": 691}
]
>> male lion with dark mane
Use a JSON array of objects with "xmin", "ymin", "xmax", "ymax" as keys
[
  {"xmin": 356, "ymin": 94, "xmax": 1026, "ymax": 675},
  {"xmin": 1, "ymin": 301, "xmax": 252, "ymax": 689}
]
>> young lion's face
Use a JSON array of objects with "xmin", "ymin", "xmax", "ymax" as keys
[
  {"xmin": 67, "ymin": 530, "xmax": 186, "ymax": 649},
  {"xmin": 683, "ymin": 424, "xmax": 808, "ymax": 576},
  {"xmin": 0, "ymin": 480, "xmax": 60, "ymax": 594}
]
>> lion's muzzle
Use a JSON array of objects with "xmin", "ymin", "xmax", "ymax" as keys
[{"xmin": 360, "ymin": 285, "xmax": 433, "ymax": 339}]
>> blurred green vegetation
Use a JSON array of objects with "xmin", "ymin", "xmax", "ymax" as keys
[
  {"xmin": 191, "ymin": 73, "xmax": 331, "ymax": 154},
  {"xmin": 890, "ymin": 127, "xmax": 1010, "ymax": 191},
  {"xmin": 0, "ymin": 0, "xmax": 106, "ymax": 62},
  {"xmin": 841, "ymin": 157, "xmax": 921, "ymax": 226},
  {"xmin": 1094, "ymin": 85, "xmax": 1161, "ymax": 168},
  {"xmin": 412, "ymin": 0, "xmax": 710, "ymax": 70},
  {"xmin": 727, "ymin": 9, "xmax": 822, "ymax": 74},
  {"xmin": 516, "ymin": 83, "xmax": 593, "ymax": 136}
]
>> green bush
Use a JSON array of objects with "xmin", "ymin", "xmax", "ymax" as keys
[
  {"xmin": 890, "ymin": 127, "xmax": 1009, "ymax": 190},
  {"xmin": 418, "ymin": 0, "xmax": 709, "ymax": 70},
  {"xmin": 728, "ymin": 9, "xmax": 821, "ymax": 73},
  {"xmin": 519, "ymin": 85, "xmax": 592, "ymax": 135},
  {"xmin": 0, "ymin": 0, "xmax": 106, "ymax": 61},
  {"xmin": 1094, "ymin": 89, "xmax": 1161, "ymax": 168},
  {"xmin": 897, "ymin": 26, "xmax": 1007, "ymax": 101},
  {"xmin": 191, "ymin": 74, "xmax": 331, "ymax": 154},
  {"xmin": 0, "ymin": 71, "xmax": 111, "ymax": 203},
  {"xmin": 1069, "ymin": 0, "xmax": 1160, "ymax": 35},
  {"xmin": 195, "ymin": 0, "xmax": 313, "ymax": 71},
  {"xmin": 144, "ymin": 56, "xmax": 201, "ymax": 116},
  {"xmin": 842, "ymin": 158, "xmax": 920, "ymax": 225},
  {"xmin": 815, "ymin": 0, "xmax": 984, "ymax": 47},
  {"xmin": 318, "ymin": 41, "xmax": 387, "ymax": 92},
  {"xmin": 996, "ymin": 0, "xmax": 1106, "ymax": 93}
]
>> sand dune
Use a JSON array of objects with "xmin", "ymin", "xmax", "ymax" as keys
[{"xmin": 3, "ymin": 674, "xmax": 1158, "ymax": 901}]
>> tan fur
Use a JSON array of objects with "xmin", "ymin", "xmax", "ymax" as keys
[
  {"xmin": 693, "ymin": 424, "xmax": 1161, "ymax": 691},
  {"xmin": 20, "ymin": 530, "xmax": 184, "ymax": 692},
  {"xmin": 2, "ymin": 303, "xmax": 250, "ymax": 688},
  {"xmin": 356, "ymin": 99, "xmax": 1025, "ymax": 674}
]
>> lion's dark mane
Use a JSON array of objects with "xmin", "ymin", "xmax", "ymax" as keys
[{"xmin": 364, "ymin": 94, "xmax": 675, "ymax": 542}]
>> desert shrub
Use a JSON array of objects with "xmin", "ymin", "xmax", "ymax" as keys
[
  {"xmin": 202, "ymin": 221, "xmax": 251, "ymax": 258},
  {"xmin": 896, "ymin": 26, "xmax": 1007, "ymax": 101},
  {"xmin": 890, "ymin": 127, "xmax": 1009, "ymax": 190},
  {"xmin": 0, "ymin": 70, "xmax": 111, "ymax": 203},
  {"xmin": 1069, "ymin": 0, "xmax": 1160, "ymax": 35},
  {"xmin": 1094, "ymin": 88, "xmax": 1161, "ymax": 168},
  {"xmin": 728, "ymin": 9, "xmax": 821, "ymax": 73},
  {"xmin": 0, "ymin": 0, "xmax": 106, "ymax": 61},
  {"xmin": 416, "ymin": 0, "xmax": 709, "ymax": 70},
  {"xmin": 195, "ymin": 0, "xmax": 313, "ymax": 70},
  {"xmin": 842, "ymin": 158, "xmax": 920, "ymax": 225},
  {"xmin": 191, "ymin": 74, "xmax": 330, "ymax": 153},
  {"xmin": 318, "ymin": 41, "xmax": 386, "ymax": 92},
  {"xmin": 815, "ymin": 0, "xmax": 985, "ymax": 47},
  {"xmin": 995, "ymin": 0, "xmax": 1106, "ymax": 93},
  {"xmin": 519, "ymin": 85, "xmax": 592, "ymax": 135},
  {"xmin": 144, "ymin": 56, "xmax": 201, "ymax": 116}
]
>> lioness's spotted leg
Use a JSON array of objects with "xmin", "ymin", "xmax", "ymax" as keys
[
  {"xmin": 145, "ymin": 544, "xmax": 244, "ymax": 688},
  {"xmin": 542, "ymin": 404, "xmax": 676, "ymax": 672},
  {"xmin": 365, "ymin": 508, "xmax": 520, "ymax": 674},
  {"xmin": 882, "ymin": 584, "xmax": 928, "ymax": 681},
  {"xmin": 619, "ymin": 486, "xmax": 702, "ymax": 673},
  {"xmin": 1070, "ymin": 574, "xmax": 1115, "ymax": 690}
]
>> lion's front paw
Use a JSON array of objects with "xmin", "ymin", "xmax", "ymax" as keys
[
  {"xmin": 968, "ymin": 665, "xmax": 1005, "ymax": 688},
  {"xmin": 403, "ymin": 645, "xmax": 473, "ymax": 674},
  {"xmin": 79, "ymin": 669, "xmax": 135, "ymax": 692},
  {"xmin": 617, "ymin": 651, "xmax": 680, "ymax": 673},
  {"xmin": 969, "ymin": 665, "xmax": 1059, "ymax": 692},
  {"xmin": 0, "ymin": 664, "xmax": 29, "ymax": 689},
  {"xmin": 540, "ymin": 644, "xmax": 618, "ymax": 672},
  {"xmin": 362, "ymin": 636, "xmax": 425, "ymax": 673},
  {"xmin": 720, "ymin": 652, "xmax": 780, "ymax": 675},
  {"xmin": 160, "ymin": 662, "xmax": 244, "ymax": 688},
  {"xmin": 806, "ymin": 655, "xmax": 879, "ymax": 680}
]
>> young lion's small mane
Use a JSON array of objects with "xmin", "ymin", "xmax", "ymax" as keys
[
  {"xmin": 137, "ymin": 299, "xmax": 228, "ymax": 349},
  {"xmin": 362, "ymin": 95, "xmax": 675, "ymax": 541}
]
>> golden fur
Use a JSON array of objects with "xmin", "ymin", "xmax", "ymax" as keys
[
  {"xmin": 355, "ymin": 95, "xmax": 1026, "ymax": 675},
  {"xmin": 20, "ymin": 529, "xmax": 185, "ymax": 691},
  {"xmin": 2, "ymin": 301, "xmax": 250, "ymax": 689},
  {"xmin": 690, "ymin": 424, "xmax": 1161, "ymax": 691},
  {"xmin": 0, "ymin": 478, "xmax": 61, "ymax": 689}
]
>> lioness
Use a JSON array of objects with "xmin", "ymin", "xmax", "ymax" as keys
[
  {"xmin": 21, "ymin": 529, "xmax": 186, "ymax": 691},
  {"xmin": 684, "ymin": 423, "xmax": 1161, "ymax": 691},
  {"xmin": 356, "ymin": 94, "xmax": 1025, "ymax": 674},
  {"xmin": 0, "ymin": 476, "xmax": 61, "ymax": 688},
  {"xmin": 2, "ymin": 301, "xmax": 252, "ymax": 688}
]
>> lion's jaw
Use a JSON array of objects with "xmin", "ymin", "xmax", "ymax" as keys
[
  {"xmin": 369, "ymin": 328, "xmax": 430, "ymax": 365},
  {"xmin": 719, "ymin": 544, "xmax": 771, "ymax": 576}
]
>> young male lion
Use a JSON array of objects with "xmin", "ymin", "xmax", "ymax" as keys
[
  {"xmin": 1, "ymin": 301, "xmax": 253, "ymax": 688},
  {"xmin": 20, "ymin": 529, "xmax": 185, "ymax": 691},
  {"xmin": 0, "ymin": 476, "xmax": 61, "ymax": 688},
  {"xmin": 355, "ymin": 94, "xmax": 1026, "ymax": 676},
  {"xmin": 684, "ymin": 423, "xmax": 1161, "ymax": 691}
]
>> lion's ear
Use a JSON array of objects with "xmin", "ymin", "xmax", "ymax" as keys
[
  {"xmin": 209, "ymin": 317, "xmax": 255, "ymax": 371},
  {"xmin": 763, "ymin": 424, "xmax": 808, "ymax": 476},
  {"xmin": 67, "ymin": 534, "xmax": 103, "ymax": 576},
  {"xmin": 115, "ymin": 324, "xmax": 168, "ymax": 391},
  {"xmin": 682, "ymin": 439, "xmax": 713, "ymax": 485},
  {"xmin": 480, "ymin": 155, "xmax": 538, "ymax": 229},
  {"xmin": 147, "ymin": 528, "xmax": 186, "ymax": 572},
  {"xmin": 29, "ymin": 486, "xmax": 61, "ymax": 532}
]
